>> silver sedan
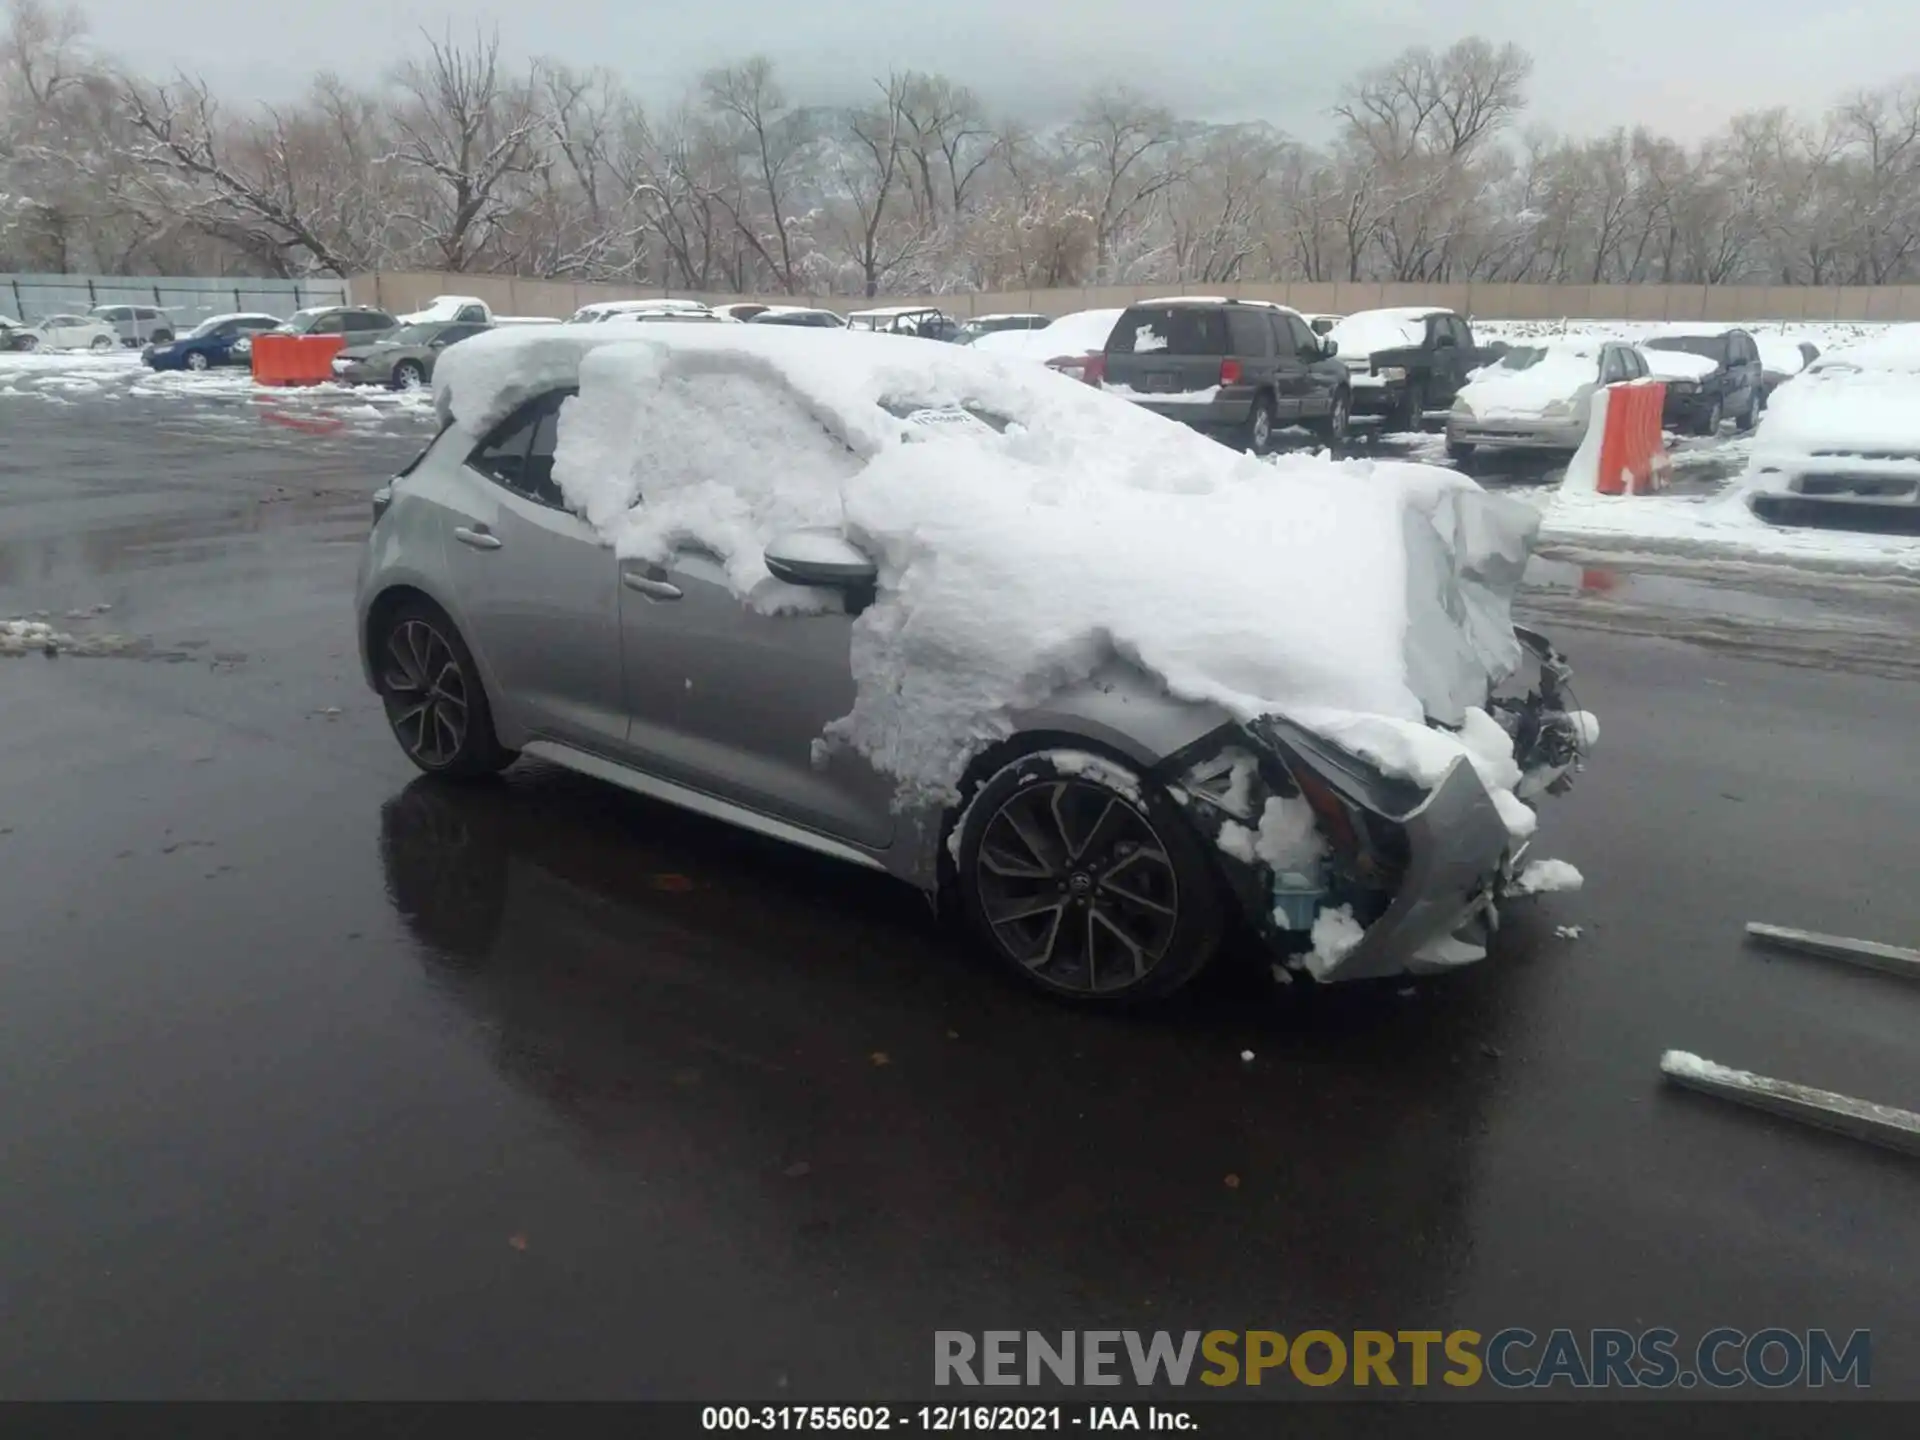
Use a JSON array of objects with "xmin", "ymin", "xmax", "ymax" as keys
[{"xmin": 356, "ymin": 342, "xmax": 1590, "ymax": 1005}]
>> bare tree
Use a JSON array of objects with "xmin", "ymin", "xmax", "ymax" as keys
[
  {"xmin": 700, "ymin": 56, "xmax": 813, "ymax": 292},
  {"xmin": 1066, "ymin": 85, "xmax": 1189, "ymax": 279}
]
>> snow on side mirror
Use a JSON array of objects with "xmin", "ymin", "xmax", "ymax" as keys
[{"xmin": 764, "ymin": 529, "xmax": 878, "ymax": 590}]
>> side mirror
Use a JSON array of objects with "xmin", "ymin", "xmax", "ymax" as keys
[
  {"xmin": 764, "ymin": 529, "xmax": 878, "ymax": 590},
  {"xmin": 1320, "ymin": 336, "xmax": 1338, "ymax": 358}
]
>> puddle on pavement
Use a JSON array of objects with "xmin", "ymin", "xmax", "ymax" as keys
[{"xmin": 1522, "ymin": 555, "xmax": 1908, "ymax": 629}]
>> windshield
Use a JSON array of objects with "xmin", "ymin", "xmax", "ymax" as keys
[
  {"xmin": 1646, "ymin": 335, "xmax": 1729, "ymax": 364},
  {"xmin": 1494, "ymin": 347, "xmax": 1551, "ymax": 371},
  {"xmin": 187, "ymin": 318, "xmax": 227, "ymax": 338}
]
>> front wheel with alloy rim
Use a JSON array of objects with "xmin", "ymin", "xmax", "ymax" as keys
[
  {"xmin": 392, "ymin": 359, "xmax": 426, "ymax": 390},
  {"xmin": 1242, "ymin": 394, "xmax": 1277, "ymax": 455},
  {"xmin": 374, "ymin": 600, "xmax": 516, "ymax": 777},
  {"xmin": 955, "ymin": 750, "xmax": 1227, "ymax": 1004}
]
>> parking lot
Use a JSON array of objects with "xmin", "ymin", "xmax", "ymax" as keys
[{"xmin": 4, "ymin": 355, "xmax": 1920, "ymax": 1399}]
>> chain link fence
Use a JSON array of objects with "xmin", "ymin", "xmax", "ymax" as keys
[{"xmin": 2, "ymin": 274, "xmax": 349, "ymax": 328}]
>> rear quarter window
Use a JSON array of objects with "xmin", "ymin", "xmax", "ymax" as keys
[{"xmin": 1108, "ymin": 308, "xmax": 1228, "ymax": 356}]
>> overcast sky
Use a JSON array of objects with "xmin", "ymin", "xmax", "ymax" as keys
[{"xmin": 73, "ymin": 0, "xmax": 1919, "ymax": 140}]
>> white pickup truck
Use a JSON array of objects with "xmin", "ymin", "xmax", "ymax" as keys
[{"xmin": 397, "ymin": 295, "xmax": 557, "ymax": 326}]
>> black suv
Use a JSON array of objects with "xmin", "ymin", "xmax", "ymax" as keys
[
  {"xmin": 1100, "ymin": 299, "xmax": 1350, "ymax": 453},
  {"xmin": 1642, "ymin": 328, "xmax": 1764, "ymax": 434}
]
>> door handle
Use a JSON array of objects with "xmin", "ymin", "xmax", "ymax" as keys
[
  {"xmin": 622, "ymin": 570, "xmax": 683, "ymax": 601},
  {"xmin": 453, "ymin": 525, "xmax": 502, "ymax": 551}
]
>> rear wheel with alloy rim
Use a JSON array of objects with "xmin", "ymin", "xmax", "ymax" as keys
[
  {"xmin": 185, "ymin": 351, "xmax": 210, "ymax": 371},
  {"xmin": 956, "ymin": 750, "xmax": 1227, "ymax": 1003},
  {"xmin": 392, "ymin": 359, "xmax": 426, "ymax": 390},
  {"xmin": 375, "ymin": 600, "xmax": 515, "ymax": 777}
]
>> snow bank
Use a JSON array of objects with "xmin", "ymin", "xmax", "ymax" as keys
[{"xmin": 441, "ymin": 325, "xmax": 1544, "ymax": 821}]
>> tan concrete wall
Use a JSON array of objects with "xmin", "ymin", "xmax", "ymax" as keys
[{"xmin": 348, "ymin": 271, "xmax": 1920, "ymax": 323}]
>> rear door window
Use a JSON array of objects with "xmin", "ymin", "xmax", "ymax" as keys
[
  {"xmin": 469, "ymin": 391, "xmax": 574, "ymax": 509},
  {"xmin": 1108, "ymin": 308, "xmax": 1228, "ymax": 356},
  {"xmin": 1226, "ymin": 310, "xmax": 1272, "ymax": 357}
]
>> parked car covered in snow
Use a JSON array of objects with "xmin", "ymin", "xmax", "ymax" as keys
[
  {"xmin": 1747, "ymin": 325, "xmax": 1920, "ymax": 531},
  {"xmin": 749, "ymin": 306, "xmax": 848, "ymax": 328},
  {"xmin": 957, "ymin": 313, "xmax": 1049, "ymax": 344},
  {"xmin": 355, "ymin": 324, "xmax": 1592, "ymax": 1005},
  {"xmin": 567, "ymin": 299, "xmax": 716, "ymax": 324},
  {"xmin": 0, "ymin": 315, "xmax": 32, "ymax": 351},
  {"xmin": 11, "ymin": 314, "xmax": 118, "ymax": 351},
  {"xmin": 1640, "ymin": 326, "xmax": 1764, "ymax": 434},
  {"xmin": 967, "ymin": 307, "xmax": 1124, "ymax": 385},
  {"xmin": 1446, "ymin": 341, "xmax": 1650, "ymax": 464},
  {"xmin": 142, "ymin": 313, "xmax": 282, "ymax": 371},
  {"xmin": 331, "ymin": 319, "xmax": 492, "ymax": 389},
  {"xmin": 1100, "ymin": 297, "xmax": 1350, "ymax": 450},
  {"xmin": 399, "ymin": 295, "xmax": 493, "ymax": 325}
]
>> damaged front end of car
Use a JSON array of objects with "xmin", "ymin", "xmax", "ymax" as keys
[{"xmin": 1159, "ymin": 625, "xmax": 1594, "ymax": 985}]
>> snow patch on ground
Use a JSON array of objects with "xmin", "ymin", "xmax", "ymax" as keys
[
  {"xmin": 1304, "ymin": 905, "xmax": 1366, "ymax": 979},
  {"xmin": 1511, "ymin": 858, "xmax": 1585, "ymax": 895}
]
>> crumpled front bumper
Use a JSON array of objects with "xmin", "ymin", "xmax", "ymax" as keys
[{"xmin": 1165, "ymin": 628, "xmax": 1590, "ymax": 984}]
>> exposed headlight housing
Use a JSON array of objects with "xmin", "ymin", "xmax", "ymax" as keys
[{"xmin": 1377, "ymin": 366, "xmax": 1408, "ymax": 382}]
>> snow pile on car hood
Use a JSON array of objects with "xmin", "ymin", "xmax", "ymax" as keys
[
  {"xmin": 1457, "ymin": 347, "xmax": 1598, "ymax": 417},
  {"xmin": 437, "ymin": 326, "xmax": 1544, "ymax": 820}
]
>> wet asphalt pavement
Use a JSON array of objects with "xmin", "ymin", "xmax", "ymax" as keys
[{"xmin": 3, "ymin": 368, "xmax": 1919, "ymax": 1400}]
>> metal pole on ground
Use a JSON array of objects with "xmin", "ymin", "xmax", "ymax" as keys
[
  {"xmin": 1661, "ymin": 1051, "xmax": 1920, "ymax": 1157},
  {"xmin": 1745, "ymin": 922, "xmax": 1920, "ymax": 981}
]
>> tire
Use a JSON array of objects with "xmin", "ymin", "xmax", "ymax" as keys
[
  {"xmin": 1314, "ymin": 389, "xmax": 1350, "ymax": 446},
  {"xmin": 1242, "ymin": 393, "xmax": 1277, "ymax": 455},
  {"xmin": 185, "ymin": 350, "xmax": 210, "ymax": 372},
  {"xmin": 1397, "ymin": 379, "xmax": 1426, "ymax": 433},
  {"xmin": 392, "ymin": 359, "xmax": 426, "ymax": 390},
  {"xmin": 955, "ymin": 749, "xmax": 1228, "ymax": 1004},
  {"xmin": 1446, "ymin": 439, "xmax": 1476, "ymax": 470},
  {"xmin": 372, "ymin": 598, "xmax": 516, "ymax": 778},
  {"xmin": 90, "ymin": 335, "xmax": 113, "ymax": 352},
  {"xmin": 18, "ymin": 335, "xmax": 37, "ymax": 352},
  {"xmin": 1697, "ymin": 399, "xmax": 1723, "ymax": 437},
  {"xmin": 1740, "ymin": 392, "xmax": 1760, "ymax": 432}
]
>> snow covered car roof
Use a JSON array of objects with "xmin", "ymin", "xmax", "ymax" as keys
[
  {"xmin": 568, "ymin": 299, "xmax": 713, "ymax": 322},
  {"xmin": 435, "ymin": 325, "xmax": 1544, "ymax": 820},
  {"xmin": 847, "ymin": 305, "xmax": 946, "ymax": 318}
]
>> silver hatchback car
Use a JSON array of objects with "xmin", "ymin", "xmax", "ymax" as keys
[{"xmin": 356, "ymin": 336, "xmax": 1591, "ymax": 1005}]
